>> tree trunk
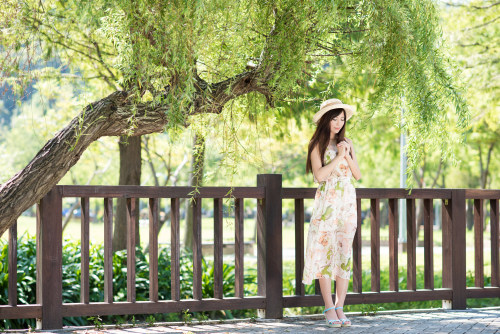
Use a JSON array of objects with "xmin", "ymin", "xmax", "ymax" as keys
[
  {"xmin": 113, "ymin": 136, "xmax": 142, "ymax": 251},
  {"xmin": 183, "ymin": 134, "xmax": 206, "ymax": 251}
]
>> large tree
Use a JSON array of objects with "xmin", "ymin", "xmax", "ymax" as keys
[{"xmin": 0, "ymin": 0, "xmax": 468, "ymax": 236}]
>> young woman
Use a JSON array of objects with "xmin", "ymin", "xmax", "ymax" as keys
[{"xmin": 302, "ymin": 98, "xmax": 361, "ymax": 328}]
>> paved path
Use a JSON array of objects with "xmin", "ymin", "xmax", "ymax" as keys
[{"xmin": 15, "ymin": 307, "xmax": 500, "ymax": 333}]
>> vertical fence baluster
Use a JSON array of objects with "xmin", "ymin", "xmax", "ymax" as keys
[
  {"xmin": 36, "ymin": 187, "xmax": 63, "ymax": 329},
  {"xmin": 126, "ymin": 198, "xmax": 136, "ymax": 303},
  {"xmin": 171, "ymin": 198, "xmax": 180, "ymax": 301},
  {"xmin": 294, "ymin": 198, "xmax": 305, "ymax": 296},
  {"xmin": 214, "ymin": 198, "xmax": 223, "ymax": 299},
  {"xmin": 474, "ymin": 199, "xmax": 484, "ymax": 288},
  {"xmin": 353, "ymin": 198, "xmax": 362, "ymax": 293},
  {"xmin": 104, "ymin": 198, "xmax": 113, "ymax": 303},
  {"xmin": 235, "ymin": 198, "xmax": 244, "ymax": 298},
  {"xmin": 149, "ymin": 198, "xmax": 159, "ymax": 302},
  {"xmin": 314, "ymin": 280, "xmax": 321, "ymax": 295},
  {"xmin": 81, "ymin": 197, "xmax": 90, "ymax": 304},
  {"xmin": 193, "ymin": 197, "xmax": 202, "ymax": 300},
  {"xmin": 257, "ymin": 196, "xmax": 265, "ymax": 298},
  {"xmin": 424, "ymin": 199, "xmax": 434, "ymax": 290},
  {"xmin": 451, "ymin": 190, "xmax": 466, "ymax": 309},
  {"xmin": 370, "ymin": 198, "xmax": 380, "ymax": 292},
  {"xmin": 389, "ymin": 199, "xmax": 399, "ymax": 291},
  {"xmin": 442, "ymin": 198, "xmax": 452, "ymax": 291},
  {"xmin": 491, "ymin": 199, "xmax": 499, "ymax": 287},
  {"xmin": 406, "ymin": 198, "xmax": 416, "ymax": 290},
  {"xmin": 8, "ymin": 222, "xmax": 17, "ymax": 306}
]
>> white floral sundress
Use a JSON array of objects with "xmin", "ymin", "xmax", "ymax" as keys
[{"xmin": 302, "ymin": 145, "xmax": 357, "ymax": 284}]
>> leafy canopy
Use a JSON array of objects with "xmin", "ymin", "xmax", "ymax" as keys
[{"xmin": 0, "ymin": 0, "xmax": 469, "ymax": 183}]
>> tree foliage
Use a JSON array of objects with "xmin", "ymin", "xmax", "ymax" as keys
[
  {"xmin": 440, "ymin": 0, "xmax": 500, "ymax": 189},
  {"xmin": 0, "ymin": 0, "xmax": 469, "ymax": 234}
]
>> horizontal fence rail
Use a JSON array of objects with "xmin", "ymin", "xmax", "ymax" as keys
[{"xmin": 1, "ymin": 175, "xmax": 499, "ymax": 330}]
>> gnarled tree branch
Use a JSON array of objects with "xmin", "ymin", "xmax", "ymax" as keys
[{"xmin": 0, "ymin": 69, "xmax": 269, "ymax": 236}]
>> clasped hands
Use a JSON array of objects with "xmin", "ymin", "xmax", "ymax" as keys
[{"xmin": 336, "ymin": 140, "xmax": 351, "ymax": 159}]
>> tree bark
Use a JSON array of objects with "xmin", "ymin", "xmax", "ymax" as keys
[
  {"xmin": 183, "ymin": 134, "xmax": 206, "ymax": 251},
  {"xmin": 113, "ymin": 136, "xmax": 142, "ymax": 251},
  {"xmin": 0, "ymin": 70, "xmax": 268, "ymax": 237}
]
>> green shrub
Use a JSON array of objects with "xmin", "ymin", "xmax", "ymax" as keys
[
  {"xmin": 1, "ymin": 236, "xmax": 498, "ymax": 329},
  {"xmin": 0, "ymin": 236, "xmax": 253, "ymax": 329}
]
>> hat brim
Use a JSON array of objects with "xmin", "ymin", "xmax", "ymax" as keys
[{"xmin": 313, "ymin": 104, "xmax": 355, "ymax": 124}]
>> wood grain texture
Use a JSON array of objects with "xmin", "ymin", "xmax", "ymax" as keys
[
  {"xmin": 406, "ymin": 199, "xmax": 416, "ymax": 291},
  {"xmin": 235, "ymin": 198, "xmax": 244, "ymax": 298},
  {"xmin": 170, "ymin": 198, "xmax": 180, "ymax": 301},
  {"xmin": 465, "ymin": 189, "xmax": 500, "ymax": 199},
  {"xmin": 80, "ymin": 197, "xmax": 90, "ymax": 304},
  {"xmin": 0, "ymin": 305, "xmax": 42, "ymax": 319},
  {"xmin": 193, "ymin": 198, "xmax": 202, "ymax": 300},
  {"xmin": 8, "ymin": 223, "xmax": 17, "ymax": 306},
  {"xmin": 442, "ymin": 198, "xmax": 452, "ymax": 289},
  {"xmin": 36, "ymin": 187, "xmax": 63, "ymax": 329},
  {"xmin": 257, "ymin": 196, "xmax": 265, "ymax": 298},
  {"xmin": 60, "ymin": 297, "xmax": 267, "ymax": 317},
  {"xmin": 213, "ymin": 198, "xmax": 223, "ymax": 299},
  {"xmin": 256, "ymin": 174, "xmax": 283, "ymax": 318},
  {"xmin": 451, "ymin": 190, "xmax": 466, "ymax": 309},
  {"xmin": 281, "ymin": 188, "xmax": 452, "ymax": 200},
  {"xmin": 370, "ymin": 199, "xmax": 380, "ymax": 292},
  {"xmin": 149, "ymin": 198, "xmax": 159, "ymax": 302},
  {"xmin": 283, "ymin": 289, "xmax": 453, "ymax": 307},
  {"xmin": 103, "ymin": 198, "xmax": 113, "ymax": 303},
  {"xmin": 294, "ymin": 199, "xmax": 305, "ymax": 296},
  {"xmin": 388, "ymin": 199, "xmax": 399, "ymax": 292},
  {"xmin": 474, "ymin": 199, "xmax": 484, "ymax": 288},
  {"xmin": 491, "ymin": 199, "xmax": 500, "ymax": 287},
  {"xmin": 423, "ymin": 199, "xmax": 434, "ymax": 290},
  {"xmin": 126, "ymin": 198, "xmax": 136, "ymax": 303},
  {"xmin": 353, "ymin": 198, "xmax": 362, "ymax": 293},
  {"xmin": 466, "ymin": 287, "xmax": 500, "ymax": 298},
  {"xmin": 60, "ymin": 185, "xmax": 264, "ymax": 199}
]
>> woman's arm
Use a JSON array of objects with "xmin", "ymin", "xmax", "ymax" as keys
[
  {"xmin": 311, "ymin": 144, "xmax": 344, "ymax": 183},
  {"xmin": 344, "ymin": 138, "xmax": 361, "ymax": 180}
]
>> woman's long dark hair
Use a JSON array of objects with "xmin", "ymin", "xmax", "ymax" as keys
[{"xmin": 306, "ymin": 108, "xmax": 346, "ymax": 174}]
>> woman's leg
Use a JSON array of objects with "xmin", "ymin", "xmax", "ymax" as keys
[
  {"xmin": 334, "ymin": 276, "xmax": 349, "ymax": 320},
  {"xmin": 319, "ymin": 277, "xmax": 339, "ymax": 320}
]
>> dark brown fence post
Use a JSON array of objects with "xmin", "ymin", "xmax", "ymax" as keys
[
  {"xmin": 257, "ymin": 174, "xmax": 283, "ymax": 319},
  {"xmin": 450, "ymin": 189, "xmax": 466, "ymax": 309},
  {"xmin": 36, "ymin": 187, "xmax": 63, "ymax": 329}
]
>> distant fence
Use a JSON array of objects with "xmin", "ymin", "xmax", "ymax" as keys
[{"xmin": 0, "ymin": 174, "xmax": 499, "ymax": 329}]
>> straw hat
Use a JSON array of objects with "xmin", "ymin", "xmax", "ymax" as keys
[{"xmin": 313, "ymin": 99, "xmax": 355, "ymax": 124}]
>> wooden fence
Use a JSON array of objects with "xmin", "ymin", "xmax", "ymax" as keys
[{"xmin": 0, "ymin": 174, "xmax": 499, "ymax": 329}]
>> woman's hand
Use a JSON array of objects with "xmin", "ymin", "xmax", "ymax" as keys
[{"xmin": 336, "ymin": 141, "xmax": 349, "ymax": 158}]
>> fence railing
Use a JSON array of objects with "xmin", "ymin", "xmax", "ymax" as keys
[{"xmin": 1, "ymin": 174, "xmax": 499, "ymax": 329}]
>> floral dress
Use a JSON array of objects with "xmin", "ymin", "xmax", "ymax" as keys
[{"xmin": 302, "ymin": 145, "xmax": 357, "ymax": 284}]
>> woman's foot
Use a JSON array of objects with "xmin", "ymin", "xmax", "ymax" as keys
[
  {"xmin": 323, "ymin": 306, "xmax": 341, "ymax": 328},
  {"xmin": 335, "ymin": 306, "xmax": 351, "ymax": 327}
]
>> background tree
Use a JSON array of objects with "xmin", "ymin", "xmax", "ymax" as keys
[
  {"xmin": 441, "ymin": 0, "xmax": 500, "ymax": 190},
  {"xmin": 0, "ymin": 0, "xmax": 468, "ymax": 236}
]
